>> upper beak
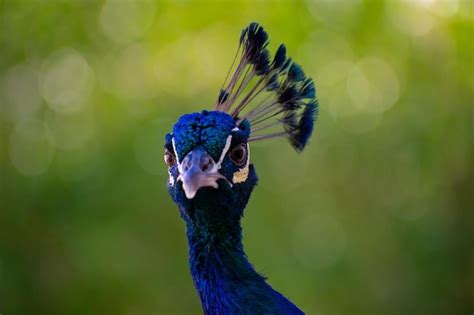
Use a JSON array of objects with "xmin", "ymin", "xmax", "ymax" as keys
[{"xmin": 177, "ymin": 147, "xmax": 227, "ymax": 199}]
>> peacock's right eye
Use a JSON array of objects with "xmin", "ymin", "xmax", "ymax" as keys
[
  {"xmin": 164, "ymin": 149, "xmax": 176, "ymax": 167},
  {"xmin": 229, "ymin": 143, "xmax": 247, "ymax": 166}
]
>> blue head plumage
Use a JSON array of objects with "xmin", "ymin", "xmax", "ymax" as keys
[
  {"xmin": 164, "ymin": 22, "xmax": 318, "ymax": 315},
  {"xmin": 172, "ymin": 110, "xmax": 239, "ymax": 162},
  {"xmin": 165, "ymin": 110, "xmax": 256, "ymax": 214}
]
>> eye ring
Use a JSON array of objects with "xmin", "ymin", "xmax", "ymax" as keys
[
  {"xmin": 229, "ymin": 143, "xmax": 247, "ymax": 166},
  {"xmin": 164, "ymin": 149, "xmax": 176, "ymax": 167}
]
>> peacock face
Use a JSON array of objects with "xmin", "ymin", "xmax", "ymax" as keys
[{"xmin": 164, "ymin": 110, "xmax": 257, "ymax": 209}]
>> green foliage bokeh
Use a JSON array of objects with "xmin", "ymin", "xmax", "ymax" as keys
[{"xmin": 0, "ymin": 1, "xmax": 473, "ymax": 314}]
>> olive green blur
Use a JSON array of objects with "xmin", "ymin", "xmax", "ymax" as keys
[{"xmin": 0, "ymin": 1, "xmax": 472, "ymax": 314}]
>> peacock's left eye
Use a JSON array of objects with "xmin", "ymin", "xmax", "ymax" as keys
[
  {"xmin": 164, "ymin": 149, "xmax": 176, "ymax": 167},
  {"xmin": 229, "ymin": 143, "xmax": 247, "ymax": 166}
]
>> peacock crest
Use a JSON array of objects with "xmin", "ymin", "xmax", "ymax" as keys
[{"xmin": 215, "ymin": 22, "xmax": 318, "ymax": 152}]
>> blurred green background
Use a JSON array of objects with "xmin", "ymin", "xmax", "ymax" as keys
[{"xmin": 0, "ymin": 0, "xmax": 473, "ymax": 314}]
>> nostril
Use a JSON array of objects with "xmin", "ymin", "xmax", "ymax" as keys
[
  {"xmin": 183, "ymin": 160, "xmax": 190, "ymax": 172},
  {"xmin": 201, "ymin": 157, "xmax": 213, "ymax": 172}
]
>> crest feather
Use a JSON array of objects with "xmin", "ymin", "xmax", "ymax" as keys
[{"xmin": 215, "ymin": 22, "xmax": 319, "ymax": 152}]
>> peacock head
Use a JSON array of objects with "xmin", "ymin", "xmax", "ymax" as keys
[
  {"xmin": 164, "ymin": 22, "xmax": 318, "ymax": 217},
  {"xmin": 164, "ymin": 110, "xmax": 257, "ymax": 213}
]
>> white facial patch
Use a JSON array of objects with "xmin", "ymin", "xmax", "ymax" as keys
[{"xmin": 168, "ymin": 170, "xmax": 175, "ymax": 186}]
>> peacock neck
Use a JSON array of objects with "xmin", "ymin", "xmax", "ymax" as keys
[
  {"xmin": 183, "ymin": 204, "xmax": 270, "ymax": 314},
  {"xmin": 176, "ymin": 164, "xmax": 303, "ymax": 314},
  {"xmin": 185, "ymin": 205, "xmax": 264, "ymax": 285}
]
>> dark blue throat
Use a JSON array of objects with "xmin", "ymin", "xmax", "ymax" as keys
[{"xmin": 177, "ymin": 170, "xmax": 304, "ymax": 314}]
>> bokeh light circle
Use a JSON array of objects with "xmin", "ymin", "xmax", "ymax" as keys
[
  {"xmin": 386, "ymin": 0, "xmax": 452, "ymax": 37},
  {"xmin": 40, "ymin": 48, "xmax": 94, "ymax": 113},
  {"xmin": 9, "ymin": 119, "xmax": 55, "ymax": 176},
  {"xmin": 99, "ymin": 0, "xmax": 156, "ymax": 44},
  {"xmin": 346, "ymin": 57, "xmax": 400, "ymax": 113},
  {"xmin": 0, "ymin": 62, "xmax": 41, "ymax": 123},
  {"xmin": 115, "ymin": 44, "xmax": 158, "ymax": 101},
  {"xmin": 299, "ymin": 30, "xmax": 354, "ymax": 74},
  {"xmin": 45, "ymin": 110, "xmax": 95, "ymax": 150}
]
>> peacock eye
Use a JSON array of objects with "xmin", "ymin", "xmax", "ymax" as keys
[
  {"xmin": 229, "ymin": 143, "xmax": 247, "ymax": 166},
  {"xmin": 164, "ymin": 149, "xmax": 176, "ymax": 167}
]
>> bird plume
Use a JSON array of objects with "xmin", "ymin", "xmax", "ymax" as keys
[{"xmin": 215, "ymin": 22, "xmax": 319, "ymax": 152}]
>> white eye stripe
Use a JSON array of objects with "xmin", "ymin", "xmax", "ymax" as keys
[
  {"xmin": 245, "ymin": 143, "xmax": 250, "ymax": 168},
  {"xmin": 216, "ymin": 135, "xmax": 233, "ymax": 168},
  {"xmin": 171, "ymin": 138, "xmax": 180, "ymax": 164}
]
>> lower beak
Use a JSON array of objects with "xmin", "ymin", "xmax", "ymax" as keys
[{"xmin": 177, "ymin": 148, "xmax": 227, "ymax": 199}]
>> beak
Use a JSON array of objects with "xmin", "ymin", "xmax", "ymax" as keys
[{"xmin": 177, "ymin": 147, "xmax": 227, "ymax": 199}]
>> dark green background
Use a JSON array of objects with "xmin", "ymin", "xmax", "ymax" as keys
[{"xmin": 1, "ymin": 1, "xmax": 473, "ymax": 314}]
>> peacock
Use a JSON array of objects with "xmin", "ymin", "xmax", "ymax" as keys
[{"xmin": 164, "ymin": 23, "xmax": 318, "ymax": 314}]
